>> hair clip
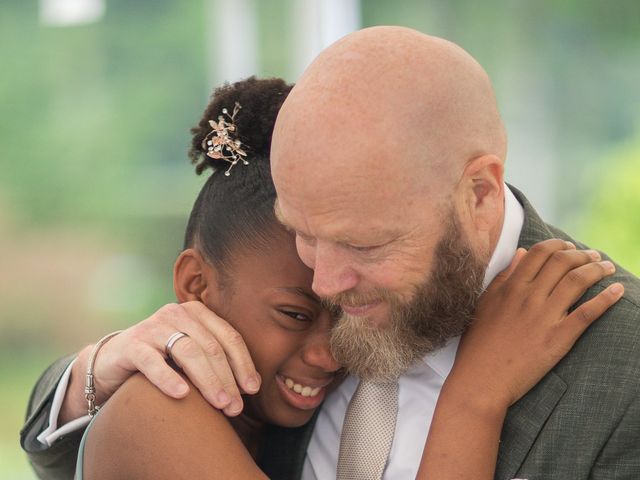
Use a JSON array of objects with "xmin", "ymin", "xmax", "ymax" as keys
[{"xmin": 202, "ymin": 102, "xmax": 248, "ymax": 176}]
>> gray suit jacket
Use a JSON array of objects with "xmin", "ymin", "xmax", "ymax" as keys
[
  {"xmin": 494, "ymin": 187, "xmax": 640, "ymax": 479},
  {"xmin": 21, "ymin": 188, "xmax": 640, "ymax": 479},
  {"xmin": 21, "ymin": 354, "xmax": 84, "ymax": 480}
]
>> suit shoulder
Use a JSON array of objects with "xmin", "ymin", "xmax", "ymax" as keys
[{"xmin": 558, "ymin": 275, "xmax": 640, "ymax": 382}]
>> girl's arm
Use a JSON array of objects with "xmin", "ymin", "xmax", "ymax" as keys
[
  {"xmin": 82, "ymin": 372, "xmax": 268, "ymax": 480},
  {"xmin": 417, "ymin": 241, "xmax": 624, "ymax": 479}
]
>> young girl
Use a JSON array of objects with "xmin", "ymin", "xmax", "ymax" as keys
[{"xmin": 76, "ymin": 77, "xmax": 622, "ymax": 479}]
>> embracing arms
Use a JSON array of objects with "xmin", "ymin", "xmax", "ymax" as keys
[
  {"xmin": 81, "ymin": 240, "xmax": 624, "ymax": 480},
  {"xmin": 21, "ymin": 302, "xmax": 263, "ymax": 479},
  {"xmin": 59, "ymin": 301, "xmax": 261, "ymax": 424},
  {"xmin": 23, "ymin": 240, "xmax": 626, "ymax": 479}
]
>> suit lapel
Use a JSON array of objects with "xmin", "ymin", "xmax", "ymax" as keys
[
  {"xmin": 509, "ymin": 185, "xmax": 557, "ymax": 250},
  {"xmin": 496, "ymin": 371, "xmax": 567, "ymax": 479},
  {"xmin": 495, "ymin": 185, "xmax": 568, "ymax": 479}
]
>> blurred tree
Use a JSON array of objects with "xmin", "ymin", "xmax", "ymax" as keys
[
  {"xmin": 0, "ymin": 0, "xmax": 205, "ymax": 225},
  {"xmin": 0, "ymin": 0, "xmax": 207, "ymax": 355},
  {"xmin": 580, "ymin": 140, "xmax": 640, "ymax": 275}
]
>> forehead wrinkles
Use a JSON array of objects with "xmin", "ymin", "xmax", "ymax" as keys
[
  {"xmin": 274, "ymin": 190, "xmax": 355, "ymax": 240},
  {"xmin": 275, "ymin": 193, "xmax": 432, "ymax": 253},
  {"xmin": 274, "ymin": 139, "xmax": 427, "ymax": 212},
  {"xmin": 272, "ymin": 108, "xmax": 445, "ymax": 242}
]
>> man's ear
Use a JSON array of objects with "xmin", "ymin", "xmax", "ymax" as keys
[
  {"xmin": 457, "ymin": 154, "xmax": 504, "ymax": 232},
  {"xmin": 173, "ymin": 249, "xmax": 221, "ymax": 304}
]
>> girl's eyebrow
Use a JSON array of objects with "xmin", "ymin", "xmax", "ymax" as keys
[{"xmin": 275, "ymin": 287, "xmax": 320, "ymax": 305}]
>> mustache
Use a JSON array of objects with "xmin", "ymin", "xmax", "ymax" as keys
[
  {"xmin": 321, "ymin": 288, "xmax": 395, "ymax": 309},
  {"xmin": 320, "ymin": 288, "xmax": 398, "ymax": 322},
  {"xmin": 319, "ymin": 297, "xmax": 342, "ymax": 320}
]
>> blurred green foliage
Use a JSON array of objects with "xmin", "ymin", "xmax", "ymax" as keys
[
  {"xmin": 1, "ymin": 2, "xmax": 208, "ymax": 476},
  {"xmin": 581, "ymin": 142, "xmax": 640, "ymax": 274},
  {"xmin": 0, "ymin": 0, "xmax": 207, "ymax": 350},
  {"xmin": 0, "ymin": 1, "xmax": 638, "ymax": 478},
  {"xmin": 1, "ymin": 0, "xmax": 206, "ymax": 225}
]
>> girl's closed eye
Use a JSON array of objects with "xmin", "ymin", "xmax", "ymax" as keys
[
  {"xmin": 274, "ymin": 308, "xmax": 314, "ymax": 331},
  {"xmin": 349, "ymin": 244, "xmax": 379, "ymax": 253},
  {"xmin": 281, "ymin": 310, "xmax": 311, "ymax": 322}
]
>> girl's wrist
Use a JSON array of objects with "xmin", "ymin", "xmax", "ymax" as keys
[{"xmin": 440, "ymin": 372, "xmax": 511, "ymax": 419}]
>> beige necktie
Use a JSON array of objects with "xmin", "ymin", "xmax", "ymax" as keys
[{"xmin": 336, "ymin": 379, "xmax": 399, "ymax": 480}]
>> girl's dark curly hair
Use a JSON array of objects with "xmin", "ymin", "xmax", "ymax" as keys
[{"xmin": 184, "ymin": 77, "xmax": 294, "ymax": 276}]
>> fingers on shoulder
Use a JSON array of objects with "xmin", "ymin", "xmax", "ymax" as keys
[
  {"xmin": 518, "ymin": 239, "xmax": 573, "ymax": 272},
  {"xmin": 563, "ymin": 282, "xmax": 625, "ymax": 331},
  {"xmin": 501, "ymin": 239, "xmax": 573, "ymax": 289},
  {"xmin": 534, "ymin": 243, "xmax": 600, "ymax": 280},
  {"xmin": 550, "ymin": 260, "xmax": 617, "ymax": 305},
  {"xmin": 516, "ymin": 240, "xmax": 610, "ymax": 299}
]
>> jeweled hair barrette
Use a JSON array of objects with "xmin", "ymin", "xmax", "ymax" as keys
[{"xmin": 202, "ymin": 102, "xmax": 248, "ymax": 176}]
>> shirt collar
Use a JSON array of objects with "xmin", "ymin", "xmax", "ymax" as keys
[{"xmin": 422, "ymin": 184, "xmax": 525, "ymax": 379}]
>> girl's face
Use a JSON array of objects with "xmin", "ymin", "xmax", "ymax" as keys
[{"xmin": 208, "ymin": 228, "xmax": 341, "ymax": 428}]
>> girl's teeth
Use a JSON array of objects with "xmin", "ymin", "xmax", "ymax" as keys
[{"xmin": 283, "ymin": 377, "xmax": 322, "ymax": 397}]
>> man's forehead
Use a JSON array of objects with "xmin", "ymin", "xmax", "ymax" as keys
[
  {"xmin": 273, "ymin": 196, "xmax": 317, "ymax": 233},
  {"xmin": 274, "ymin": 196, "xmax": 409, "ymax": 244}
]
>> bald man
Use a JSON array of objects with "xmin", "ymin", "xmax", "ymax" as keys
[{"xmin": 269, "ymin": 27, "xmax": 640, "ymax": 479}]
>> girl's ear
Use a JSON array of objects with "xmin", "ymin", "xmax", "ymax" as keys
[{"xmin": 173, "ymin": 249, "xmax": 222, "ymax": 304}]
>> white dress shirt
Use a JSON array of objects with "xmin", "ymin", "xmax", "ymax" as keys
[
  {"xmin": 302, "ymin": 185, "xmax": 525, "ymax": 479},
  {"xmin": 37, "ymin": 359, "xmax": 91, "ymax": 446}
]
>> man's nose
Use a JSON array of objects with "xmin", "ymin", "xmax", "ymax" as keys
[{"xmin": 310, "ymin": 242, "xmax": 359, "ymax": 298}]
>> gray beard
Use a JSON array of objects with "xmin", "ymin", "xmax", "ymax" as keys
[{"xmin": 327, "ymin": 217, "xmax": 487, "ymax": 381}]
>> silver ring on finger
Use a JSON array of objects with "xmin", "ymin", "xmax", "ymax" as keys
[{"xmin": 165, "ymin": 332, "xmax": 189, "ymax": 361}]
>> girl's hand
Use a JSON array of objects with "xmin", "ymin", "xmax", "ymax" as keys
[
  {"xmin": 453, "ymin": 238, "xmax": 624, "ymax": 410},
  {"xmin": 417, "ymin": 239, "xmax": 624, "ymax": 480}
]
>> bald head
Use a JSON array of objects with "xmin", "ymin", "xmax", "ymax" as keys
[
  {"xmin": 270, "ymin": 28, "xmax": 508, "ymax": 371},
  {"xmin": 272, "ymin": 26, "xmax": 506, "ymax": 198}
]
